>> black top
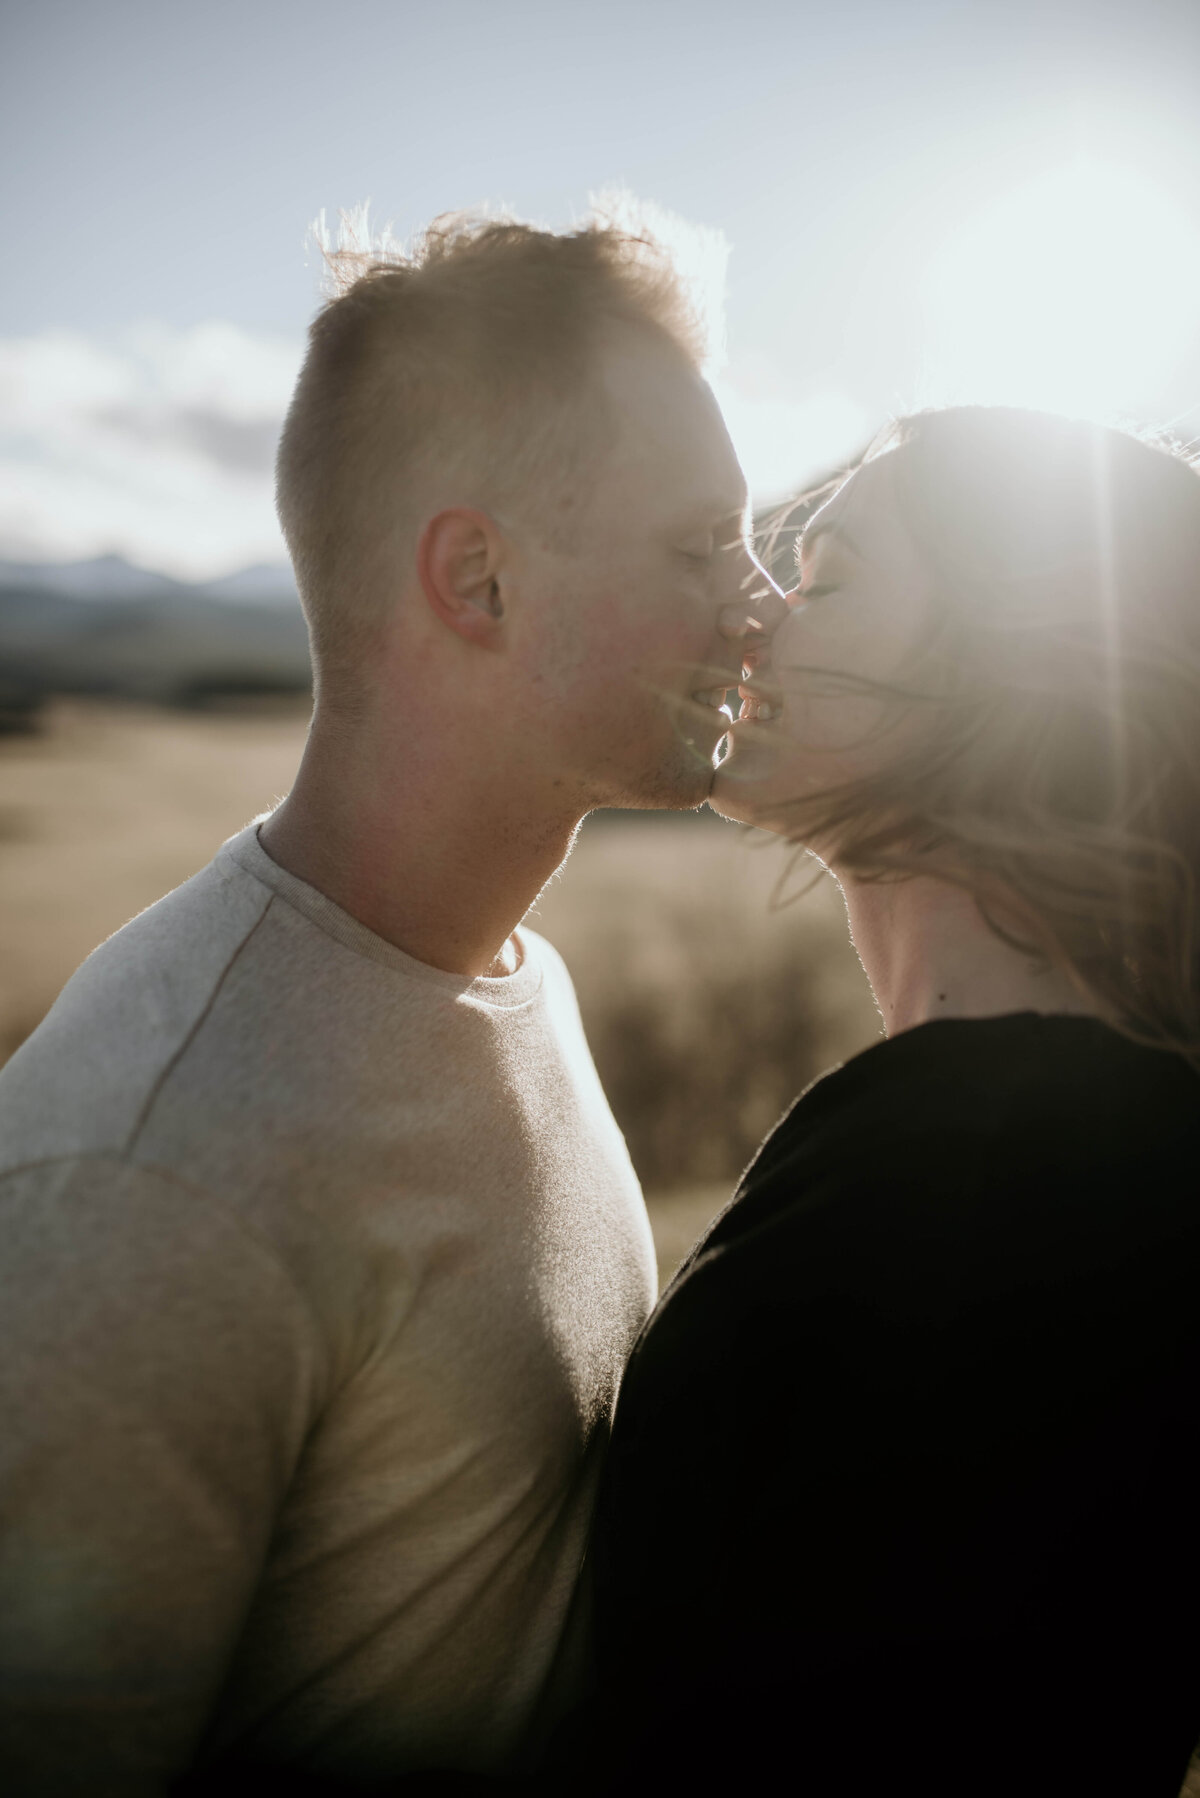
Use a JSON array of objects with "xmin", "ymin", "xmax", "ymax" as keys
[{"xmin": 588, "ymin": 1016, "xmax": 1200, "ymax": 1796}]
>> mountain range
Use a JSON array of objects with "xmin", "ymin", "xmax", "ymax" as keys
[
  {"xmin": 0, "ymin": 554, "xmax": 311, "ymax": 724},
  {"xmin": 0, "ymin": 553, "xmax": 301, "ymax": 606},
  {"xmin": 0, "ymin": 501, "xmax": 813, "ymax": 730}
]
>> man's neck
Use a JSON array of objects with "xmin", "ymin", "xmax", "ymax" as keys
[
  {"xmin": 838, "ymin": 870, "xmax": 1105, "ymax": 1037},
  {"xmin": 260, "ymin": 709, "xmax": 584, "ymax": 979}
]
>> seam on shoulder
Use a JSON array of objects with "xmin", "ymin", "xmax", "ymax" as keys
[
  {"xmin": 121, "ymin": 894, "xmax": 276, "ymax": 1159},
  {"xmin": 0, "ymin": 1151, "xmax": 126, "ymax": 1187}
]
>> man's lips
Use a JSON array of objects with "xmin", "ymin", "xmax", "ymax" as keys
[
  {"xmin": 690, "ymin": 684, "xmax": 736, "ymax": 718},
  {"xmin": 688, "ymin": 657, "xmax": 744, "ymax": 721}
]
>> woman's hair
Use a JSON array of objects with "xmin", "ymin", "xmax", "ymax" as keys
[{"xmin": 778, "ymin": 405, "xmax": 1200, "ymax": 1062}]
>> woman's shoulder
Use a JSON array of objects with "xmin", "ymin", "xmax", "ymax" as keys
[
  {"xmin": 745, "ymin": 1010, "xmax": 1197, "ymax": 1187},
  {"xmin": 606, "ymin": 1019, "xmax": 1200, "ymax": 1610},
  {"xmin": 680, "ymin": 1013, "xmax": 1200, "ymax": 1300}
]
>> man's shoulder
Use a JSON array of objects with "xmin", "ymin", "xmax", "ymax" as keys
[
  {"xmin": 0, "ymin": 832, "xmax": 274, "ymax": 1173},
  {"xmin": 518, "ymin": 924, "xmax": 571, "ymax": 991}
]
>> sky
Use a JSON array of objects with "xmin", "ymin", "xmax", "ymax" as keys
[{"xmin": 3, "ymin": 0, "xmax": 1200, "ymax": 578}]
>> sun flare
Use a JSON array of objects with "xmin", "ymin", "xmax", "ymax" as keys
[{"xmin": 922, "ymin": 162, "xmax": 1200, "ymax": 424}]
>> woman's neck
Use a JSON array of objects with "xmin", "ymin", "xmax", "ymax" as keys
[{"xmin": 837, "ymin": 871, "xmax": 1106, "ymax": 1038}]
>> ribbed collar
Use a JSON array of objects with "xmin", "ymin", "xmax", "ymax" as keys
[{"xmin": 218, "ymin": 818, "xmax": 544, "ymax": 1009}]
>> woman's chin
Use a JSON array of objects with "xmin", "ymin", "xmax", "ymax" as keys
[{"xmin": 710, "ymin": 722, "xmax": 791, "ymax": 829}]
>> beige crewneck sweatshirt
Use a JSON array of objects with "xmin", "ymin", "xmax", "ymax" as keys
[{"xmin": 0, "ymin": 822, "xmax": 656, "ymax": 1793}]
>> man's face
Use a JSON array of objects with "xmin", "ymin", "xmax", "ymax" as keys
[{"xmin": 513, "ymin": 335, "xmax": 764, "ymax": 812}]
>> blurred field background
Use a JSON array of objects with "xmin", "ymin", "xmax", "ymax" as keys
[
  {"xmin": 6, "ymin": 701, "xmax": 1200, "ymax": 1798},
  {"xmin": 0, "ymin": 697, "xmax": 881, "ymax": 1288}
]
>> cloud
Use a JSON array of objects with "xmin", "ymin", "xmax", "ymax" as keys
[
  {"xmin": 94, "ymin": 405, "xmax": 281, "ymax": 477},
  {"xmin": 0, "ymin": 322, "xmax": 871, "ymax": 578},
  {"xmin": 0, "ymin": 323, "xmax": 302, "ymax": 578}
]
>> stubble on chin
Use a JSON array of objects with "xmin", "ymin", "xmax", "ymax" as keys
[
  {"xmin": 617, "ymin": 740, "xmax": 718, "ymax": 813},
  {"xmin": 578, "ymin": 688, "xmax": 725, "ymax": 813}
]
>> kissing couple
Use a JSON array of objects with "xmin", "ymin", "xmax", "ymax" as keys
[{"xmin": 2, "ymin": 206, "xmax": 1199, "ymax": 1798}]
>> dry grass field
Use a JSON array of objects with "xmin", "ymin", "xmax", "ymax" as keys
[
  {"xmin": 4, "ymin": 701, "xmax": 1199, "ymax": 1791},
  {"xmin": 0, "ymin": 697, "xmax": 880, "ymax": 1283},
  {"xmin": 0, "ymin": 699, "xmax": 312, "ymax": 1060}
]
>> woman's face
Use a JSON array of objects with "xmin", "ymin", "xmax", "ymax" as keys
[{"xmin": 711, "ymin": 454, "xmax": 935, "ymax": 836}]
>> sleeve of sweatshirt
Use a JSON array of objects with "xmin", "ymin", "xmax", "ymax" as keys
[{"xmin": 0, "ymin": 1155, "xmax": 324, "ymax": 1797}]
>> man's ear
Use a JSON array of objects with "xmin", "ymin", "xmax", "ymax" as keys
[{"xmin": 416, "ymin": 508, "xmax": 507, "ymax": 648}]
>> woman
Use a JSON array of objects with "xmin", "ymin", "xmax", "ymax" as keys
[{"xmin": 587, "ymin": 409, "xmax": 1200, "ymax": 1795}]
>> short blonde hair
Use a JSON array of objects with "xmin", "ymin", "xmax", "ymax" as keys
[
  {"xmin": 777, "ymin": 407, "xmax": 1200, "ymax": 1064},
  {"xmin": 276, "ymin": 207, "xmax": 708, "ymax": 694}
]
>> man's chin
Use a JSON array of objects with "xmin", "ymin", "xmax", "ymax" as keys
[
  {"xmin": 582, "ymin": 718, "xmax": 733, "ymax": 814},
  {"xmin": 610, "ymin": 775, "xmax": 712, "ymax": 815},
  {"xmin": 599, "ymin": 752, "xmax": 716, "ymax": 814}
]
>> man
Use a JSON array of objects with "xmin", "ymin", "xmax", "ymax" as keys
[{"xmin": 0, "ymin": 209, "xmax": 775, "ymax": 1792}]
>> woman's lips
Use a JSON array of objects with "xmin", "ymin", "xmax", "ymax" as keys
[{"xmin": 736, "ymin": 681, "xmax": 783, "ymax": 723}]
